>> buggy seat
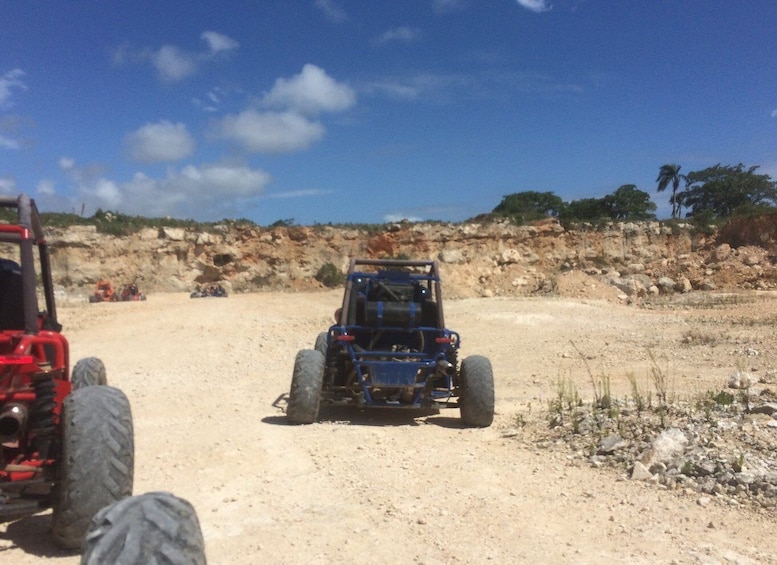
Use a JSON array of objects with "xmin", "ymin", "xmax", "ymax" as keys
[
  {"xmin": 363, "ymin": 300, "xmax": 422, "ymax": 327},
  {"xmin": 0, "ymin": 259, "xmax": 24, "ymax": 331}
]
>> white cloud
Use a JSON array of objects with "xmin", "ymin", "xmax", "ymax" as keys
[
  {"xmin": 92, "ymin": 178, "xmax": 123, "ymax": 208},
  {"xmin": 125, "ymin": 120, "xmax": 195, "ymax": 163},
  {"xmin": 119, "ymin": 32, "xmax": 239, "ymax": 82},
  {"xmin": 315, "ymin": 0, "xmax": 348, "ymax": 23},
  {"xmin": 364, "ymin": 72, "xmax": 468, "ymax": 101},
  {"xmin": 58, "ymin": 157, "xmax": 110, "ymax": 189},
  {"xmin": 267, "ymin": 188, "xmax": 335, "ymax": 199},
  {"xmin": 262, "ymin": 64, "xmax": 356, "ymax": 115},
  {"xmin": 201, "ymin": 31, "xmax": 239, "ymax": 54},
  {"xmin": 384, "ymin": 213, "xmax": 422, "ymax": 223},
  {"xmin": 0, "ymin": 113, "xmax": 25, "ymax": 150},
  {"xmin": 0, "ymin": 69, "xmax": 26, "ymax": 108},
  {"xmin": 0, "ymin": 134, "xmax": 19, "ymax": 149},
  {"xmin": 364, "ymin": 69, "xmax": 581, "ymax": 104},
  {"xmin": 153, "ymin": 45, "xmax": 197, "ymax": 82},
  {"xmin": 192, "ymin": 87, "xmax": 232, "ymax": 113},
  {"xmin": 111, "ymin": 43, "xmax": 133, "ymax": 66},
  {"xmin": 207, "ymin": 66, "xmax": 353, "ymax": 155},
  {"xmin": 59, "ymin": 157, "xmax": 75, "ymax": 170},
  {"xmin": 516, "ymin": 0, "xmax": 552, "ymax": 13},
  {"xmin": 374, "ymin": 27, "xmax": 421, "ymax": 45},
  {"xmin": 69, "ymin": 163, "xmax": 271, "ymax": 219},
  {"xmin": 215, "ymin": 109, "xmax": 325, "ymax": 153},
  {"xmin": 365, "ymin": 80, "xmax": 422, "ymax": 100},
  {"xmin": 179, "ymin": 164, "xmax": 271, "ymax": 196},
  {"xmin": 37, "ymin": 179, "xmax": 55, "ymax": 195},
  {"xmin": 0, "ymin": 176, "xmax": 16, "ymax": 194},
  {"xmin": 192, "ymin": 98, "xmax": 219, "ymax": 113},
  {"xmin": 771, "ymin": 109, "xmax": 777, "ymax": 118}
]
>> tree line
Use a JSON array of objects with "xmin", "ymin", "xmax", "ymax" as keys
[{"xmin": 489, "ymin": 163, "xmax": 777, "ymax": 225}]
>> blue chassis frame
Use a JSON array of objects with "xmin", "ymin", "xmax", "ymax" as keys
[{"xmin": 321, "ymin": 259, "xmax": 461, "ymax": 409}]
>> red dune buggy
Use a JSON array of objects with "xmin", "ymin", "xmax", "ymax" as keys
[{"xmin": 0, "ymin": 195, "xmax": 134, "ymax": 549}]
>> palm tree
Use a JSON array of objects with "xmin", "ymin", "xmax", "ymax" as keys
[{"xmin": 656, "ymin": 163, "xmax": 687, "ymax": 218}]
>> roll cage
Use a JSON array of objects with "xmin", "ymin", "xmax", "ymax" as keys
[{"xmin": 0, "ymin": 195, "xmax": 58, "ymax": 334}]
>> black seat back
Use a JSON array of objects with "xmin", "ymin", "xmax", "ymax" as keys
[
  {"xmin": 0, "ymin": 260, "xmax": 25, "ymax": 331},
  {"xmin": 364, "ymin": 301, "xmax": 421, "ymax": 327}
]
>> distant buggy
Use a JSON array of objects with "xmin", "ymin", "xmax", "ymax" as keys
[{"xmin": 287, "ymin": 258, "xmax": 495, "ymax": 427}]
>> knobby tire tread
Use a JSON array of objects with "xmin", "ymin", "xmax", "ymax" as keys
[
  {"xmin": 287, "ymin": 349, "xmax": 325, "ymax": 424},
  {"xmin": 81, "ymin": 491, "xmax": 206, "ymax": 565},
  {"xmin": 314, "ymin": 332, "xmax": 328, "ymax": 356},
  {"xmin": 459, "ymin": 355, "xmax": 495, "ymax": 428},
  {"xmin": 52, "ymin": 386, "xmax": 134, "ymax": 549},
  {"xmin": 71, "ymin": 357, "xmax": 107, "ymax": 390}
]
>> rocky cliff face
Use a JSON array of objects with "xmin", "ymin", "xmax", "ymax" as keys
[{"xmin": 46, "ymin": 216, "xmax": 777, "ymax": 300}]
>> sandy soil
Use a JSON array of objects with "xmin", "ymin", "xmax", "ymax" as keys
[{"xmin": 3, "ymin": 291, "xmax": 777, "ymax": 564}]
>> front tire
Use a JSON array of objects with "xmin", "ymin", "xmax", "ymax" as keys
[
  {"xmin": 459, "ymin": 355, "xmax": 495, "ymax": 428},
  {"xmin": 52, "ymin": 386, "xmax": 134, "ymax": 549},
  {"xmin": 287, "ymin": 349, "xmax": 325, "ymax": 424},
  {"xmin": 71, "ymin": 357, "xmax": 107, "ymax": 390},
  {"xmin": 314, "ymin": 332, "xmax": 329, "ymax": 356},
  {"xmin": 81, "ymin": 492, "xmax": 206, "ymax": 565}
]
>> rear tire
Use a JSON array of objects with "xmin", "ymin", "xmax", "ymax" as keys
[
  {"xmin": 71, "ymin": 357, "xmax": 107, "ymax": 390},
  {"xmin": 81, "ymin": 492, "xmax": 206, "ymax": 565},
  {"xmin": 459, "ymin": 355, "xmax": 495, "ymax": 428},
  {"xmin": 52, "ymin": 386, "xmax": 134, "ymax": 549},
  {"xmin": 287, "ymin": 349, "xmax": 325, "ymax": 424}
]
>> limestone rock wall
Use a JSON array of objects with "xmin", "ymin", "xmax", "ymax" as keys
[{"xmin": 45, "ymin": 218, "xmax": 777, "ymax": 299}]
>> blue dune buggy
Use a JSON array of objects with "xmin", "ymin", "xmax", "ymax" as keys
[{"xmin": 287, "ymin": 258, "xmax": 494, "ymax": 427}]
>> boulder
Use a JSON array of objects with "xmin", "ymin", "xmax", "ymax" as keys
[
  {"xmin": 439, "ymin": 248, "xmax": 466, "ymax": 264},
  {"xmin": 710, "ymin": 243, "xmax": 732, "ymax": 262},
  {"xmin": 498, "ymin": 249, "xmax": 521, "ymax": 265},
  {"xmin": 657, "ymin": 277, "xmax": 676, "ymax": 293},
  {"xmin": 161, "ymin": 227, "xmax": 186, "ymax": 241},
  {"xmin": 638, "ymin": 428, "xmax": 688, "ymax": 468}
]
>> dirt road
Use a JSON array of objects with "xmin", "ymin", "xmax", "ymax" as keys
[{"xmin": 3, "ymin": 291, "xmax": 777, "ymax": 564}]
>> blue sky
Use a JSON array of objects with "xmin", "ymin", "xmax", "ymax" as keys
[{"xmin": 1, "ymin": 1, "xmax": 776, "ymax": 224}]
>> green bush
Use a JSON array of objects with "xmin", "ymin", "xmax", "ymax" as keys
[
  {"xmin": 315, "ymin": 262, "xmax": 343, "ymax": 288},
  {"xmin": 1, "ymin": 205, "xmax": 258, "ymax": 236},
  {"xmin": 688, "ymin": 209, "xmax": 718, "ymax": 235},
  {"xmin": 269, "ymin": 218, "xmax": 295, "ymax": 228}
]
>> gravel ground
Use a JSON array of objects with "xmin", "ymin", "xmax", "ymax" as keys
[{"xmin": 2, "ymin": 290, "xmax": 777, "ymax": 564}]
